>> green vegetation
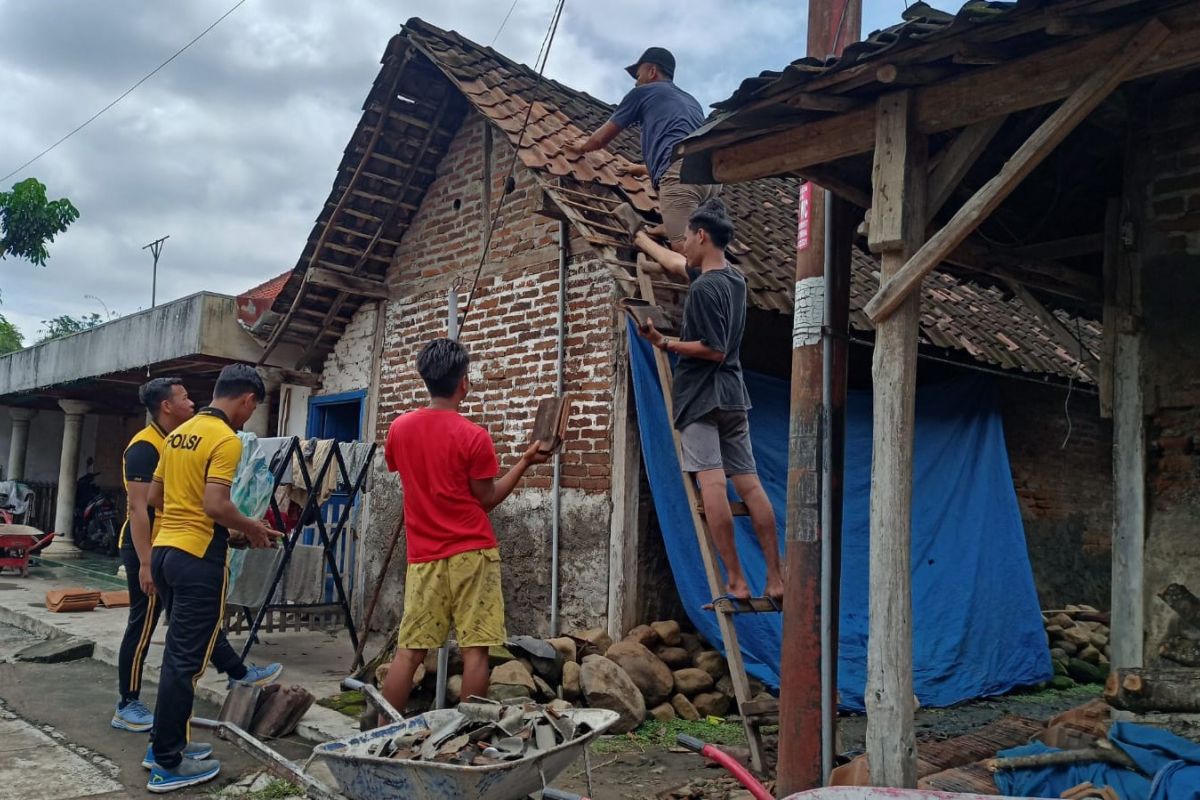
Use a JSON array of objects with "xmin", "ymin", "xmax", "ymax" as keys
[
  {"xmin": 0, "ymin": 177, "xmax": 79, "ymax": 267},
  {"xmin": 592, "ymin": 717, "xmax": 748, "ymax": 754}
]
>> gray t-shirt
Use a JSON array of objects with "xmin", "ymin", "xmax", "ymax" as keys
[
  {"xmin": 609, "ymin": 80, "xmax": 706, "ymax": 187},
  {"xmin": 672, "ymin": 265, "xmax": 751, "ymax": 429}
]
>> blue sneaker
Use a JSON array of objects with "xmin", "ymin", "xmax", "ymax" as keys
[
  {"xmin": 111, "ymin": 700, "xmax": 153, "ymax": 732},
  {"xmin": 142, "ymin": 741, "xmax": 214, "ymax": 770},
  {"xmin": 228, "ymin": 662, "xmax": 283, "ymax": 688},
  {"xmin": 147, "ymin": 758, "xmax": 220, "ymax": 793}
]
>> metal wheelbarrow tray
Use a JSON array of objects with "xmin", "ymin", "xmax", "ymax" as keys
[{"xmin": 310, "ymin": 707, "xmax": 620, "ymax": 800}]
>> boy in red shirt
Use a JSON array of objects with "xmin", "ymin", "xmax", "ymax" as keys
[{"xmin": 379, "ymin": 338, "xmax": 549, "ymax": 716}]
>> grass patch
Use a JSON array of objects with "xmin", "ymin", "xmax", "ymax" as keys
[
  {"xmin": 209, "ymin": 778, "xmax": 301, "ymax": 799},
  {"xmin": 317, "ymin": 689, "xmax": 366, "ymax": 718},
  {"xmin": 1005, "ymin": 683, "xmax": 1103, "ymax": 704},
  {"xmin": 592, "ymin": 717, "xmax": 748, "ymax": 754}
]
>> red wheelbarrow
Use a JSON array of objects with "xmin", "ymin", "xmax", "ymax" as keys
[{"xmin": 0, "ymin": 527, "xmax": 55, "ymax": 577}]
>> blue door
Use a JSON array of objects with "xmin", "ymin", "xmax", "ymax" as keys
[{"xmin": 306, "ymin": 391, "xmax": 365, "ymax": 603}]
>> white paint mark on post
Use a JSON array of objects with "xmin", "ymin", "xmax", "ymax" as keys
[{"xmin": 793, "ymin": 276, "xmax": 825, "ymax": 348}]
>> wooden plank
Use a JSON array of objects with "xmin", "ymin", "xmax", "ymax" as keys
[
  {"xmin": 927, "ymin": 117, "xmax": 1007, "ymax": 220},
  {"xmin": 864, "ymin": 19, "xmax": 1170, "ymax": 324},
  {"xmin": 1003, "ymin": 277, "xmax": 1097, "ymax": 376},
  {"xmin": 634, "ymin": 255, "xmax": 767, "ymax": 773},
  {"xmin": 701, "ymin": 11, "xmax": 1200, "ymax": 183},
  {"xmin": 1011, "ymin": 232, "xmax": 1105, "ymax": 260},
  {"xmin": 876, "ymin": 64, "xmax": 951, "ymax": 85},
  {"xmin": 307, "ymin": 267, "xmax": 390, "ymax": 300},
  {"xmin": 606, "ymin": 328, "xmax": 641, "ymax": 640},
  {"xmin": 800, "ymin": 166, "xmax": 872, "ymax": 209},
  {"xmin": 865, "ymin": 90, "xmax": 925, "ymax": 789},
  {"xmin": 1099, "ymin": 198, "xmax": 1120, "ymax": 417},
  {"xmin": 324, "ymin": 242, "xmax": 391, "ymax": 263},
  {"xmin": 781, "ymin": 92, "xmax": 861, "ymax": 112}
]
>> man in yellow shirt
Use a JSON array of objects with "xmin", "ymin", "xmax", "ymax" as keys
[
  {"xmin": 112, "ymin": 378, "xmax": 282, "ymax": 752},
  {"xmin": 146, "ymin": 364, "xmax": 279, "ymax": 793}
]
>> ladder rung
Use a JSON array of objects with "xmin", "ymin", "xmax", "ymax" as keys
[
  {"xmin": 741, "ymin": 696, "xmax": 780, "ymax": 727},
  {"xmin": 708, "ymin": 596, "xmax": 782, "ymax": 615},
  {"xmin": 696, "ymin": 500, "xmax": 751, "ymax": 517}
]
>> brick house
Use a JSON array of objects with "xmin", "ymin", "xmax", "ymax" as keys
[{"xmin": 245, "ymin": 19, "xmax": 1110, "ymax": 638}]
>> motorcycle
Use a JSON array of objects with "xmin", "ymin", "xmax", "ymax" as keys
[{"xmin": 73, "ymin": 469, "xmax": 119, "ymax": 555}]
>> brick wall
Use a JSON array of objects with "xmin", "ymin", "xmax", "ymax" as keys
[
  {"xmin": 344, "ymin": 112, "xmax": 619, "ymax": 636},
  {"xmin": 1138, "ymin": 84, "xmax": 1200, "ymax": 656},
  {"xmin": 1000, "ymin": 380, "xmax": 1113, "ymax": 609}
]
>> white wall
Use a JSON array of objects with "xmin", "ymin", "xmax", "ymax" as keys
[{"xmin": 318, "ymin": 302, "xmax": 377, "ymax": 398}]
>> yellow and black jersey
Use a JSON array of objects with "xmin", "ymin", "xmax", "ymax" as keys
[
  {"xmin": 118, "ymin": 421, "xmax": 166, "ymax": 549},
  {"xmin": 152, "ymin": 407, "xmax": 241, "ymax": 563}
]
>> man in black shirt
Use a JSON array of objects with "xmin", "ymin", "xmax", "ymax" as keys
[{"xmin": 637, "ymin": 200, "xmax": 783, "ymax": 603}]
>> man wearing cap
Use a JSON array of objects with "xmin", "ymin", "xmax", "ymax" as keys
[{"xmin": 564, "ymin": 47, "xmax": 720, "ymax": 277}]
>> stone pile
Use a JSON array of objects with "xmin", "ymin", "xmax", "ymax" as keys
[
  {"xmin": 378, "ymin": 620, "xmax": 773, "ymax": 734},
  {"xmin": 1044, "ymin": 604, "xmax": 1112, "ymax": 686}
]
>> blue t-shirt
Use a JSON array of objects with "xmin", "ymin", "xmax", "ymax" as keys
[{"xmin": 609, "ymin": 81, "xmax": 705, "ymax": 186}]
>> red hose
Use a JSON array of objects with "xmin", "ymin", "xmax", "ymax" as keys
[{"xmin": 677, "ymin": 734, "xmax": 773, "ymax": 800}]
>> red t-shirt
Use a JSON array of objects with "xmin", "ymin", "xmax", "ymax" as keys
[{"xmin": 384, "ymin": 408, "xmax": 500, "ymax": 562}]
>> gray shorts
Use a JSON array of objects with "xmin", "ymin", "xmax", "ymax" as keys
[
  {"xmin": 657, "ymin": 162, "xmax": 722, "ymax": 245},
  {"xmin": 679, "ymin": 409, "xmax": 757, "ymax": 475}
]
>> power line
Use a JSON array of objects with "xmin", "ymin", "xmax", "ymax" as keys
[
  {"xmin": 2, "ymin": 0, "xmax": 249, "ymax": 183},
  {"xmin": 491, "ymin": 0, "xmax": 521, "ymax": 46},
  {"xmin": 460, "ymin": 0, "xmax": 566, "ymax": 334}
]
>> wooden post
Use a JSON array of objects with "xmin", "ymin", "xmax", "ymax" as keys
[
  {"xmin": 865, "ymin": 90, "xmax": 926, "ymax": 788},
  {"xmin": 778, "ymin": 2, "xmax": 860, "ymax": 793},
  {"xmin": 607, "ymin": 326, "xmax": 642, "ymax": 640},
  {"xmin": 1111, "ymin": 144, "xmax": 1146, "ymax": 668}
]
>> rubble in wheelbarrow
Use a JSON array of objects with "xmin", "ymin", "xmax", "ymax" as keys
[{"xmin": 369, "ymin": 698, "xmax": 596, "ymax": 766}]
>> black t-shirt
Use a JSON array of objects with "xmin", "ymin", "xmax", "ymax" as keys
[
  {"xmin": 672, "ymin": 265, "xmax": 751, "ymax": 428},
  {"xmin": 121, "ymin": 440, "xmax": 159, "ymax": 549}
]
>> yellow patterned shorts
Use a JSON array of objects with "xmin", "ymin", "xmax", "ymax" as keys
[{"xmin": 396, "ymin": 548, "xmax": 507, "ymax": 649}]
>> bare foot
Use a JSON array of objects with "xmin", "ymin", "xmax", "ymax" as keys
[
  {"xmin": 726, "ymin": 578, "xmax": 751, "ymax": 601},
  {"xmin": 764, "ymin": 577, "xmax": 784, "ymax": 603}
]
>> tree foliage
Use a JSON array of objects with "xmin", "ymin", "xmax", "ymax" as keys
[
  {"xmin": 37, "ymin": 313, "xmax": 104, "ymax": 343},
  {"xmin": 0, "ymin": 177, "xmax": 80, "ymax": 267},
  {"xmin": 0, "ymin": 313, "xmax": 22, "ymax": 354}
]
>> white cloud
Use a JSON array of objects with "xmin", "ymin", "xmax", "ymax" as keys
[{"xmin": 0, "ymin": 0, "xmax": 963, "ymax": 343}]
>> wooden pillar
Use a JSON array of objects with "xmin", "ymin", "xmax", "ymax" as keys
[
  {"xmin": 865, "ymin": 90, "xmax": 926, "ymax": 788},
  {"xmin": 1109, "ymin": 139, "xmax": 1147, "ymax": 668}
]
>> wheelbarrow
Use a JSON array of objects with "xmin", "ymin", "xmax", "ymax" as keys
[
  {"xmin": 0, "ymin": 528, "xmax": 55, "ymax": 576},
  {"xmin": 194, "ymin": 677, "xmax": 619, "ymax": 800}
]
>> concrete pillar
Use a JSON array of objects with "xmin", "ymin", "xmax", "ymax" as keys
[
  {"xmin": 245, "ymin": 371, "xmax": 281, "ymax": 437},
  {"xmin": 53, "ymin": 400, "xmax": 91, "ymax": 538},
  {"xmin": 7, "ymin": 408, "xmax": 37, "ymax": 481}
]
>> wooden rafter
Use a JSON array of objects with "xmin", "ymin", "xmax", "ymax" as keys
[
  {"xmin": 690, "ymin": 9, "xmax": 1200, "ymax": 182},
  {"xmin": 1003, "ymin": 276, "xmax": 1098, "ymax": 376},
  {"xmin": 257, "ymin": 51, "xmax": 412, "ymax": 365},
  {"xmin": 293, "ymin": 87, "xmax": 457, "ymax": 367},
  {"xmin": 864, "ymin": 19, "xmax": 1169, "ymax": 323},
  {"xmin": 927, "ymin": 116, "xmax": 1006, "ymax": 220}
]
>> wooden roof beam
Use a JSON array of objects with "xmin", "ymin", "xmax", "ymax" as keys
[
  {"xmin": 1010, "ymin": 232, "xmax": 1105, "ymax": 260},
  {"xmin": 307, "ymin": 267, "xmax": 390, "ymax": 300},
  {"xmin": 691, "ymin": 9, "xmax": 1200, "ymax": 182},
  {"xmin": 864, "ymin": 18, "xmax": 1169, "ymax": 323},
  {"xmin": 1003, "ymin": 275, "xmax": 1099, "ymax": 375},
  {"xmin": 927, "ymin": 117, "xmax": 1007, "ymax": 221}
]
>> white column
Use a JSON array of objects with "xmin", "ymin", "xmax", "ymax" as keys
[
  {"xmin": 7, "ymin": 408, "xmax": 37, "ymax": 481},
  {"xmin": 244, "ymin": 370, "xmax": 280, "ymax": 437},
  {"xmin": 53, "ymin": 400, "xmax": 91, "ymax": 539}
]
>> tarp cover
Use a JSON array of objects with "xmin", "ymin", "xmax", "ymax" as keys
[{"xmin": 628, "ymin": 323, "xmax": 1051, "ymax": 710}]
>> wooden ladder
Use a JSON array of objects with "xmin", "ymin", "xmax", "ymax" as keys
[{"xmin": 631, "ymin": 255, "xmax": 771, "ymax": 774}]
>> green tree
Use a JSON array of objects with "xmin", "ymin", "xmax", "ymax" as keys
[
  {"xmin": 37, "ymin": 313, "xmax": 104, "ymax": 343},
  {"xmin": 0, "ymin": 313, "xmax": 22, "ymax": 354},
  {"xmin": 0, "ymin": 178, "xmax": 80, "ymax": 266}
]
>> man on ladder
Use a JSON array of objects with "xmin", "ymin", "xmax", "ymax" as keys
[{"xmin": 636, "ymin": 199, "xmax": 783, "ymax": 604}]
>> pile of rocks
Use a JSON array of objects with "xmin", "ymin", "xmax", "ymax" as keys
[
  {"xmin": 1044, "ymin": 605, "xmax": 1112, "ymax": 686},
  {"xmin": 381, "ymin": 620, "xmax": 770, "ymax": 734}
]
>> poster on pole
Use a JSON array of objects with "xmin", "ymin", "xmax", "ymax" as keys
[{"xmin": 797, "ymin": 181, "xmax": 812, "ymax": 251}]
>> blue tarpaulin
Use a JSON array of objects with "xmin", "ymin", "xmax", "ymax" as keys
[
  {"xmin": 628, "ymin": 322, "xmax": 1051, "ymax": 710},
  {"xmin": 994, "ymin": 722, "xmax": 1200, "ymax": 799}
]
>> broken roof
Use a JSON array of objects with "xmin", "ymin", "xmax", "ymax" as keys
[{"xmin": 266, "ymin": 16, "xmax": 1097, "ymax": 382}]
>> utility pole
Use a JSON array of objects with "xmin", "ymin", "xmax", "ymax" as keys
[
  {"xmin": 142, "ymin": 235, "xmax": 169, "ymax": 308},
  {"xmin": 778, "ymin": 0, "xmax": 861, "ymax": 794}
]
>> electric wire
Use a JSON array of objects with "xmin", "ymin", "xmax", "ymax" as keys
[
  {"xmin": 459, "ymin": 0, "xmax": 567, "ymax": 335},
  {"xmin": 2, "ymin": 0, "xmax": 249, "ymax": 182}
]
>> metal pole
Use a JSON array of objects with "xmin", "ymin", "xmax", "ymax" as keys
[
  {"xmin": 142, "ymin": 235, "xmax": 169, "ymax": 308},
  {"xmin": 549, "ymin": 220, "xmax": 567, "ymax": 636},
  {"xmin": 777, "ymin": 1, "xmax": 860, "ymax": 794},
  {"xmin": 436, "ymin": 285, "xmax": 460, "ymax": 709}
]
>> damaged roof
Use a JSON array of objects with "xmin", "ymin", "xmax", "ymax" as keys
[{"xmin": 267, "ymin": 16, "xmax": 1098, "ymax": 382}]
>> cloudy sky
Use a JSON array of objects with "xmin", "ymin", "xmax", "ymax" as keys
[{"xmin": 0, "ymin": 0, "xmax": 960, "ymax": 344}]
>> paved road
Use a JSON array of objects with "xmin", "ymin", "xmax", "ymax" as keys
[{"xmin": 0, "ymin": 621, "xmax": 310, "ymax": 799}]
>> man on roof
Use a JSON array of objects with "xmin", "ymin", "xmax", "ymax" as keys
[{"xmin": 563, "ymin": 46, "xmax": 721, "ymax": 280}]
